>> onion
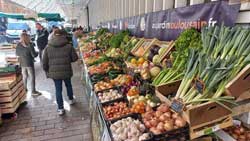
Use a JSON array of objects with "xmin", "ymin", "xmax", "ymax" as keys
[
  {"xmin": 175, "ymin": 118, "xmax": 186, "ymax": 128},
  {"xmin": 163, "ymin": 112, "xmax": 171, "ymax": 118},
  {"xmin": 156, "ymin": 122, "xmax": 165, "ymax": 132},
  {"xmin": 157, "ymin": 104, "xmax": 169, "ymax": 113},
  {"xmin": 143, "ymin": 112, "xmax": 153, "ymax": 120},
  {"xmin": 159, "ymin": 114, "xmax": 168, "ymax": 122},
  {"xmin": 150, "ymin": 127, "xmax": 162, "ymax": 135},
  {"xmin": 239, "ymin": 127, "xmax": 245, "ymax": 134},
  {"xmin": 246, "ymin": 132, "xmax": 250, "ymax": 139},
  {"xmin": 155, "ymin": 111, "xmax": 163, "ymax": 118},
  {"xmin": 164, "ymin": 120, "xmax": 174, "ymax": 131},
  {"xmin": 174, "ymin": 126, "xmax": 179, "ymax": 129},
  {"xmin": 232, "ymin": 133, "xmax": 239, "ymax": 140},
  {"xmin": 150, "ymin": 119, "xmax": 158, "ymax": 127},
  {"xmin": 144, "ymin": 121, "xmax": 151, "ymax": 128},
  {"xmin": 172, "ymin": 113, "xmax": 179, "ymax": 119},
  {"xmin": 234, "ymin": 128, "xmax": 241, "ymax": 136},
  {"xmin": 145, "ymin": 105, "xmax": 153, "ymax": 112},
  {"xmin": 239, "ymin": 135, "xmax": 246, "ymax": 140}
]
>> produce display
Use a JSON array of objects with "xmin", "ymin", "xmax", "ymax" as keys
[
  {"xmin": 110, "ymin": 74, "xmax": 133, "ymax": 86},
  {"xmin": 153, "ymin": 28, "xmax": 202, "ymax": 85},
  {"xmin": 175, "ymin": 26, "xmax": 250, "ymax": 108},
  {"xmin": 80, "ymin": 27, "xmax": 250, "ymax": 141},
  {"xmin": 224, "ymin": 124, "xmax": 250, "ymax": 141},
  {"xmin": 110, "ymin": 117, "xmax": 151, "ymax": 141},
  {"xmin": 131, "ymin": 101, "xmax": 146, "ymax": 114},
  {"xmin": 88, "ymin": 61, "xmax": 120, "ymax": 75},
  {"xmin": 97, "ymin": 89, "xmax": 123, "ymax": 103},
  {"xmin": 127, "ymin": 94, "xmax": 160, "ymax": 107},
  {"xmin": 142, "ymin": 104, "xmax": 187, "ymax": 135},
  {"xmin": 94, "ymin": 81, "xmax": 113, "ymax": 92},
  {"xmin": 103, "ymin": 102, "xmax": 131, "ymax": 120}
]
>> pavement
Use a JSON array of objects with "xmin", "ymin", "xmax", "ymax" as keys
[{"xmin": 0, "ymin": 62, "xmax": 91, "ymax": 141}]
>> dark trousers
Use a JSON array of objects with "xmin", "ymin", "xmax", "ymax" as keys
[
  {"xmin": 53, "ymin": 79, "xmax": 74, "ymax": 109},
  {"xmin": 38, "ymin": 49, "xmax": 43, "ymax": 60}
]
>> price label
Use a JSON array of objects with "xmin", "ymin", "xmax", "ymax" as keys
[
  {"xmin": 166, "ymin": 59, "xmax": 173, "ymax": 68},
  {"xmin": 194, "ymin": 77, "xmax": 205, "ymax": 94},
  {"xmin": 197, "ymin": 125, "xmax": 220, "ymax": 136},
  {"xmin": 171, "ymin": 99, "xmax": 184, "ymax": 113}
]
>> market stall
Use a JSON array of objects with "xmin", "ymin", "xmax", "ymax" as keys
[{"xmin": 79, "ymin": 24, "xmax": 250, "ymax": 141}]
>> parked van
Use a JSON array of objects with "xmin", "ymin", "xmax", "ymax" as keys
[{"xmin": 6, "ymin": 22, "xmax": 35, "ymax": 43}]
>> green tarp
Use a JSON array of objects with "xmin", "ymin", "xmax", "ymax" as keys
[
  {"xmin": 0, "ymin": 12, "xmax": 24, "ymax": 20},
  {"xmin": 38, "ymin": 13, "xmax": 64, "ymax": 21},
  {"xmin": 0, "ymin": 12, "xmax": 64, "ymax": 21}
]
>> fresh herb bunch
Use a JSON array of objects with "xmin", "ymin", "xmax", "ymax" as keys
[
  {"xmin": 109, "ymin": 30, "xmax": 130, "ymax": 48},
  {"xmin": 153, "ymin": 28, "xmax": 202, "ymax": 86},
  {"xmin": 95, "ymin": 28, "xmax": 109, "ymax": 39}
]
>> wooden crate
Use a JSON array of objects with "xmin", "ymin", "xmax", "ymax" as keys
[
  {"xmin": 0, "ymin": 81, "xmax": 24, "ymax": 103},
  {"xmin": 1, "ymin": 89, "xmax": 26, "ymax": 114},
  {"xmin": 155, "ymin": 80, "xmax": 233, "ymax": 139},
  {"xmin": 225, "ymin": 64, "xmax": 250, "ymax": 98},
  {"xmin": 155, "ymin": 40, "xmax": 175, "ymax": 63},
  {"xmin": 190, "ymin": 116, "xmax": 233, "ymax": 140},
  {"xmin": 131, "ymin": 38, "xmax": 158, "ymax": 57},
  {"xmin": 0, "ymin": 74, "xmax": 22, "ymax": 91},
  {"xmin": 232, "ymin": 91, "xmax": 250, "ymax": 116}
]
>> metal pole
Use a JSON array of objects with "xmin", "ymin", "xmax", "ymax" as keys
[{"xmin": 86, "ymin": 5, "xmax": 90, "ymax": 32}]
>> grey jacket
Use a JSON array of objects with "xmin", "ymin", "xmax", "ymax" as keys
[
  {"xmin": 42, "ymin": 35, "xmax": 78, "ymax": 80},
  {"xmin": 16, "ymin": 42, "xmax": 38, "ymax": 67}
]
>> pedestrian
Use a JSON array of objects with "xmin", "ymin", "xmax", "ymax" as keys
[
  {"xmin": 42, "ymin": 29, "xmax": 78, "ymax": 115},
  {"xmin": 16, "ymin": 33, "xmax": 41, "ymax": 96},
  {"xmin": 35, "ymin": 23, "xmax": 49, "ymax": 61},
  {"xmin": 48, "ymin": 26, "xmax": 59, "ymax": 40},
  {"xmin": 72, "ymin": 28, "xmax": 78, "ymax": 49}
]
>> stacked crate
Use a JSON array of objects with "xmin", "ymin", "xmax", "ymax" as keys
[{"xmin": 0, "ymin": 74, "xmax": 26, "ymax": 114}]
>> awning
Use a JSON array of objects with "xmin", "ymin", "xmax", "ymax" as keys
[
  {"xmin": 0, "ymin": 12, "xmax": 64, "ymax": 21},
  {"xmin": 38, "ymin": 13, "xmax": 64, "ymax": 21},
  {"xmin": 0, "ymin": 12, "xmax": 24, "ymax": 20}
]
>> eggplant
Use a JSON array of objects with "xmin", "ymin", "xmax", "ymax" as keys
[
  {"xmin": 152, "ymin": 46, "xmax": 160, "ymax": 54},
  {"xmin": 147, "ymin": 52, "xmax": 155, "ymax": 61}
]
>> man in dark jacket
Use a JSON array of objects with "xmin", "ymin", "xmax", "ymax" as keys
[
  {"xmin": 42, "ymin": 29, "xmax": 78, "ymax": 115},
  {"xmin": 36, "ymin": 23, "xmax": 49, "ymax": 60}
]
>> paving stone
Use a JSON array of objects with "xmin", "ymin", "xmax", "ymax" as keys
[{"xmin": 0, "ymin": 63, "xmax": 91, "ymax": 141}]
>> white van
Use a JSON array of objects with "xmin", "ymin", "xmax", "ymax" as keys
[{"xmin": 6, "ymin": 22, "xmax": 35, "ymax": 43}]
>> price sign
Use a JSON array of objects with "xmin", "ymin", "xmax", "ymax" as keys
[
  {"xmin": 166, "ymin": 59, "xmax": 173, "ymax": 68},
  {"xmin": 194, "ymin": 77, "xmax": 205, "ymax": 94},
  {"xmin": 171, "ymin": 99, "xmax": 184, "ymax": 113}
]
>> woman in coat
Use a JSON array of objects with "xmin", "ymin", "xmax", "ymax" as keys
[
  {"xmin": 42, "ymin": 29, "xmax": 78, "ymax": 115},
  {"xmin": 16, "ymin": 33, "xmax": 41, "ymax": 96}
]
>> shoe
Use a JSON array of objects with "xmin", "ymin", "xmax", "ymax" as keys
[
  {"xmin": 31, "ymin": 91, "xmax": 42, "ymax": 96},
  {"xmin": 69, "ymin": 99, "xmax": 76, "ymax": 105},
  {"xmin": 57, "ymin": 109, "xmax": 65, "ymax": 116}
]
